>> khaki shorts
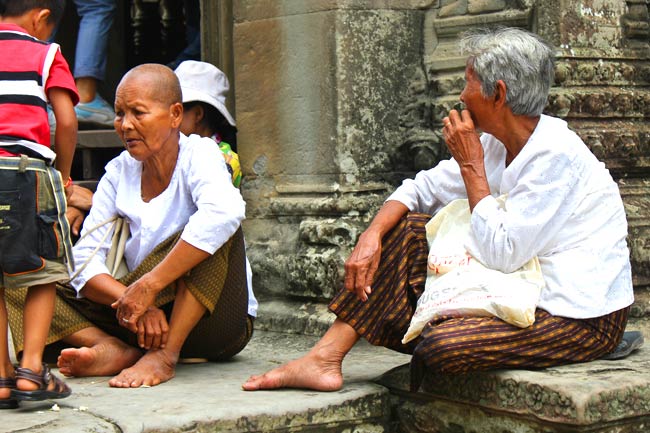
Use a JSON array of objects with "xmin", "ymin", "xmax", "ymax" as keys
[{"xmin": 0, "ymin": 156, "xmax": 72, "ymax": 289}]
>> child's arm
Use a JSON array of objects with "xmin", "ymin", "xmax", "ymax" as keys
[{"xmin": 48, "ymin": 87, "xmax": 77, "ymax": 187}]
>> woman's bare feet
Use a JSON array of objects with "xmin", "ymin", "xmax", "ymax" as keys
[
  {"xmin": 57, "ymin": 337, "xmax": 142, "ymax": 377},
  {"xmin": 242, "ymin": 347, "xmax": 344, "ymax": 391},
  {"xmin": 108, "ymin": 349, "xmax": 178, "ymax": 388}
]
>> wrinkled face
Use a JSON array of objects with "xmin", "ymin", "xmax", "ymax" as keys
[
  {"xmin": 459, "ymin": 66, "xmax": 493, "ymax": 132},
  {"xmin": 113, "ymin": 76, "xmax": 179, "ymax": 161}
]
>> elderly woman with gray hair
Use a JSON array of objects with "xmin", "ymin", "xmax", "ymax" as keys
[{"xmin": 242, "ymin": 27, "xmax": 634, "ymax": 392}]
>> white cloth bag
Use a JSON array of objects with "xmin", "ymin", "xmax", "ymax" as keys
[
  {"xmin": 402, "ymin": 197, "xmax": 545, "ymax": 344},
  {"xmin": 69, "ymin": 216, "xmax": 130, "ymax": 282}
]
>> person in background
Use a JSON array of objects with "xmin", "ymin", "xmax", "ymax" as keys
[
  {"xmin": 175, "ymin": 60, "xmax": 241, "ymax": 186},
  {"xmin": 0, "ymin": 0, "xmax": 78, "ymax": 407},
  {"xmin": 47, "ymin": 0, "xmax": 115, "ymax": 129},
  {"xmin": 69, "ymin": 0, "xmax": 116, "ymax": 128}
]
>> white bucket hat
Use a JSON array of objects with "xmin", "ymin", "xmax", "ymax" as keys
[{"xmin": 174, "ymin": 60, "xmax": 236, "ymax": 126}]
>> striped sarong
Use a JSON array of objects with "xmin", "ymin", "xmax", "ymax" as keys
[
  {"xmin": 329, "ymin": 213, "xmax": 628, "ymax": 374},
  {"xmin": 7, "ymin": 228, "xmax": 252, "ymax": 362}
]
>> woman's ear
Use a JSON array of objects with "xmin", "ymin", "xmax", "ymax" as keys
[
  {"xmin": 170, "ymin": 102, "xmax": 184, "ymax": 128},
  {"xmin": 493, "ymin": 80, "xmax": 507, "ymax": 108}
]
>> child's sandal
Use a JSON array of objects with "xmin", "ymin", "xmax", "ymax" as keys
[
  {"xmin": 0, "ymin": 377, "xmax": 18, "ymax": 409},
  {"xmin": 11, "ymin": 363, "xmax": 71, "ymax": 401}
]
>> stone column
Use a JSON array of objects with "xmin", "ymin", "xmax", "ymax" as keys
[{"xmin": 234, "ymin": 1, "xmax": 428, "ymax": 311}]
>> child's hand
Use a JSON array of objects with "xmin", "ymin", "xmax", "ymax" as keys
[{"xmin": 63, "ymin": 177, "xmax": 73, "ymax": 200}]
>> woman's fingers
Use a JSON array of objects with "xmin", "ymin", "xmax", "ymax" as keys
[{"xmin": 137, "ymin": 320, "xmax": 146, "ymax": 347}]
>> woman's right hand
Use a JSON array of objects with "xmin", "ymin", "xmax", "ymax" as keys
[
  {"xmin": 344, "ymin": 229, "xmax": 382, "ymax": 302},
  {"xmin": 343, "ymin": 200, "xmax": 410, "ymax": 302},
  {"xmin": 136, "ymin": 306, "xmax": 169, "ymax": 350},
  {"xmin": 66, "ymin": 205, "xmax": 86, "ymax": 236}
]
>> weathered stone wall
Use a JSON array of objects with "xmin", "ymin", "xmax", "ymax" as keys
[
  {"xmin": 235, "ymin": 1, "xmax": 427, "ymax": 301},
  {"xmin": 234, "ymin": 1, "xmax": 650, "ymax": 318}
]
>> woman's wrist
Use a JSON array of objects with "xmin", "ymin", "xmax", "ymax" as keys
[{"xmin": 138, "ymin": 271, "xmax": 166, "ymax": 295}]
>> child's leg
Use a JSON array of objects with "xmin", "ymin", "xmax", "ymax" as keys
[
  {"xmin": 0, "ymin": 288, "xmax": 16, "ymax": 400},
  {"xmin": 16, "ymin": 283, "xmax": 56, "ymax": 391}
]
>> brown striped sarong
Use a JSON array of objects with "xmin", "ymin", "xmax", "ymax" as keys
[
  {"xmin": 329, "ymin": 213, "xmax": 629, "ymax": 374},
  {"xmin": 7, "ymin": 228, "xmax": 253, "ymax": 362}
]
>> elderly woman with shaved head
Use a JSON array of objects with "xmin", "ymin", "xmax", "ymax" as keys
[{"xmin": 7, "ymin": 63, "xmax": 254, "ymax": 388}]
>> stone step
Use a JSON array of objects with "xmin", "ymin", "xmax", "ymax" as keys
[
  {"xmin": 378, "ymin": 345, "xmax": 650, "ymax": 433},
  {"xmin": 254, "ymin": 298, "xmax": 336, "ymax": 336},
  {"xmin": 4, "ymin": 330, "xmax": 410, "ymax": 433}
]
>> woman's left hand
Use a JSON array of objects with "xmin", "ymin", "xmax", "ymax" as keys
[
  {"xmin": 112, "ymin": 275, "xmax": 160, "ymax": 333},
  {"xmin": 136, "ymin": 306, "xmax": 169, "ymax": 350}
]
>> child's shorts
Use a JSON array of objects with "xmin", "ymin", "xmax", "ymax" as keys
[{"xmin": 0, "ymin": 156, "xmax": 72, "ymax": 289}]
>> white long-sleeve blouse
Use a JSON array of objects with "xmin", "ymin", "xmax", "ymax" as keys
[
  {"xmin": 388, "ymin": 115, "xmax": 634, "ymax": 319},
  {"xmin": 70, "ymin": 133, "xmax": 258, "ymax": 316}
]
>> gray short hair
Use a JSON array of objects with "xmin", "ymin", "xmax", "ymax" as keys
[{"xmin": 459, "ymin": 27, "xmax": 555, "ymax": 117}]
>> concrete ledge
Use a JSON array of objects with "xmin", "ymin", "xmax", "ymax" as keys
[{"xmin": 377, "ymin": 346, "xmax": 650, "ymax": 433}]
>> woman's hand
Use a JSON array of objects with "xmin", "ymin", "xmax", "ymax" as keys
[
  {"xmin": 112, "ymin": 274, "xmax": 161, "ymax": 333},
  {"xmin": 343, "ymin": 200, "xmax": 410, "ymax": 301},
  {"xmin": 136, "ymin": 306, "xmax": 169, "ymax": 350},
  {"xmin": 344, "ymin": 229, "xmax": 382, "ymax": 302},
  {"xmin": 66, "ymin": 205, "xmax": 86, "ymax": 236},
  {"xmin": 443, "ymin": 109, "xmax": 491, "ymax": 211},
  {"xmin": 443, "ymin": 109, "xmax": 483, "ymax": 166}
]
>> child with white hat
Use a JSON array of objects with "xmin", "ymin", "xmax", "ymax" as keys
[{"xmin": 174, "ymin": 60, "xmax": 241, "ymax": 187}]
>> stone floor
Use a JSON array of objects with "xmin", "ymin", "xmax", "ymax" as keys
[
  {"xmin": 3, "ymin": 329, "xmax": 410, "ymax": 433},
  {"xmin": 5, "ymin": 301, "xmax": 649, "ymax": 433}
]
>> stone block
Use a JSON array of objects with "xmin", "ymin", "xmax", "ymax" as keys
[{"xmin": 378, "ymin": 346, "xmax": 650, "ymax": 432}]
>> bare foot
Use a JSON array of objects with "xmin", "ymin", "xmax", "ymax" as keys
[
  {"xmin": 108, "ymin": 349, "xmax": 178, "ymax": 388},
  {"xmin": 57, "ymin": 337, "xmax": 142, "ymax": 377},
  {"xmin": 242, "ymin": 348, "xmax": 344, "ymax": 391}
]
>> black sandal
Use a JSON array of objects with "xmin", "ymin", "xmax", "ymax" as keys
[
  {"xmin": 10, "ymin": 363, "xmax": 71, "ymax": 401},
  {"xmin": 0, "ymin": 377, "xmax": 18, "ymax": 409}
]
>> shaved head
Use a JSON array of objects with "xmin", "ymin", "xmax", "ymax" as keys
[{"xmin": 118, "ymin": 63, "xmax": 182, "ymax": 107}]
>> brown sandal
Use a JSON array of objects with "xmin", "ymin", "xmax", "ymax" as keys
[
  {"xmin": 0, "ymin": 376, "xmax": 18, "ymax": 409},
  {"xmin": 10, "ymin": 363, "xmax": 71, "ymax": 401}
]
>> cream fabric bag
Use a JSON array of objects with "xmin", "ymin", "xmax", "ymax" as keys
[{"xmin": 402, "ymin": 197, "xmax": 545, "ymax": 344}]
